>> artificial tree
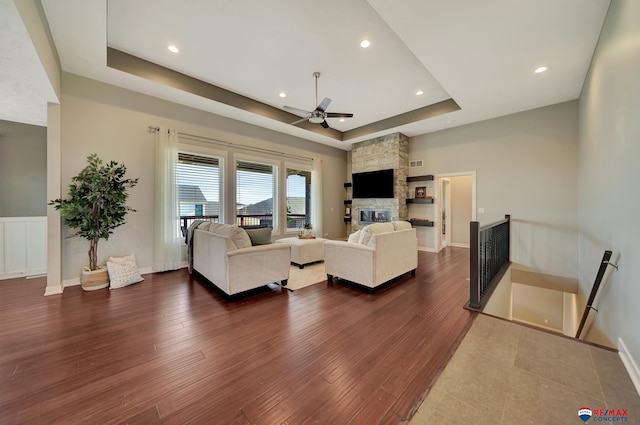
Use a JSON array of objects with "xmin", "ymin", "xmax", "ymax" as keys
[{"xmin": 50, "ymin": 153, "xmax": 139, "ymax": 272}]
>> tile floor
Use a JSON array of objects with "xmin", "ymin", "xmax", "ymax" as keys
[{"xmin": 410, "ymin": 314, "xmax": 640, "ymax": 425}]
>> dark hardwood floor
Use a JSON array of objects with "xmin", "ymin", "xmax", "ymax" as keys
[{"xmin": 0, "ymin": 247, "xmax": 474, "ymax": 425}]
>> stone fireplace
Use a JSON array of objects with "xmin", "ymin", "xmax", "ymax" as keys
[{"xmin": 351, "ymin": 132, "xmax": 409, "ymax": 230}]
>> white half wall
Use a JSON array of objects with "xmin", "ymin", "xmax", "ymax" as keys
[
  {"xmin": 410, "ymin": 101, "xmax": 579, "ymax": 278},
  {"xmin": 0, "ymin": 217, "xmax": 47, "ymax": 280}
]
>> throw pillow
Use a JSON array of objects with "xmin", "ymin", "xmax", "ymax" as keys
[
  {"xmin": 393, "ymin": 220, "xmax": 412, "ymax": 231},
  {"xmin": 245, "ymin": 227, "xmax": 273, "ymax": 245},
  {"xmin": 358, "ymin": 227, "xmax": 375, "ymax": 246},
  {"xmin": 107, "ymin": 253, "xmax": 144, "ymax": 289},
  {"xmin": 368, "ymin": 222, "xmax": 395, "ymax": 234},
  {"xmin": 347, "ymin": 230, "xmax": 361, "ymax": 244},
  {"xmin": 213, "ymin": 225, "xmax": 252, "ymax": 250},
  {"xmin": 230, "ymin": 226, "xmax": 252, "ymax": 249},
  {"xmin": 198, "ymin": 222, "xmax": 215, "ymax": 232},
  {"xmin": 358, "ymin": 222, "xmax": 395, "ymax": 246}
]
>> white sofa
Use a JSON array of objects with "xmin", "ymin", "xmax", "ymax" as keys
[
  {"xmin": 324, "ymin": 221, "xmax": 418, "ymax": 291},
  {"xmin": 192, "ymin": 223, "xmax": 291, "ymax": 297}
]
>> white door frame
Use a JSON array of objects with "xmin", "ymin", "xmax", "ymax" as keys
[
  {"xmin": 435, "ymin": 171, "xmax": 477, "ymax": 252},
  {"xmin": 440, "ymin": 178, "xmax": 451, "ymax": 248}
]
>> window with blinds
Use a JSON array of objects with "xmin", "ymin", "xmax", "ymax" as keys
[
  {"xmin": 286, "ymin": 168, "xmax": 311, "ymax": 231},
  {"xmin": 176, "ymin": 153, "xmax": 222, "ymax": 221},
  {"xmin": 236, "ymin": 160, "xmax": 276, "ymax": 228}
]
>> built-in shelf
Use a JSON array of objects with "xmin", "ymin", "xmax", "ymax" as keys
[
  {"xmin": 406, "ymin": 175, "xmax": 434, "ymax": 183},
  {"xmin": 407, "ymin": 175, "xmax": 435, "ymax": 228},
  {"xmin": 406, "ymin": 174, "xmax": 435, "ymax": 232},
  {"xmin": 406, "ymin": 197, "xmax": 434, "ymax": 204},
  {"xmin": 344, "ymin": 182, "xmax": 352, "ymax": 224},
  {"xmin": 409, "ymin": 219, "xmax": 434, "ymax": 227}
]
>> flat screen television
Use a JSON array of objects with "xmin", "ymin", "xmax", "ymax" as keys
[{"xmin": 352, "ymin": 169, "xmax": 394, "ymax": 199}]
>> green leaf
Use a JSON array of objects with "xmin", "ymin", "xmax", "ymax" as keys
[{"xmin": 49, "ymin": 154, "xmax": 139, "ymax": 270}]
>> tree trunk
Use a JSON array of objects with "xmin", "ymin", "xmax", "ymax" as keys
[{"xmin": 89, "ymin": 238, "xmax": 99, "ymax": 271}]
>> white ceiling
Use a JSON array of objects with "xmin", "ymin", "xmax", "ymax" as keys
[
  {"xmin": 0, "ymin": 0, "xmax": 57, "ymax": 127},
  {"xmin": 4, "ymin": 0, "xmax": 610, "ymax": 149}
]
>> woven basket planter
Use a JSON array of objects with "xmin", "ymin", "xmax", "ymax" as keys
[{"xmin": 80, "ymin": 266, "xmax": 109, "ymax": 291}]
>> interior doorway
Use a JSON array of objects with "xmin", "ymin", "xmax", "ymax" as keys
[{"xmin": 435, "ymin": 172, "xmax": 476, "ymax": 252}]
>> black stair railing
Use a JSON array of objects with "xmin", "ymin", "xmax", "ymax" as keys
[
  {"xmin": 575, "ymin": 250, "xmax": 618, "ymax": 339},
  {"xmin": 465, "ymin": 214, "xmax": 511, "ymax": 311}
]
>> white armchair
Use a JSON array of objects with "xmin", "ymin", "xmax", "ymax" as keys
[
  {"xmin": 192, "ymin": 223, "xmax": 290, "ymax": 297},
  {"xmin": 324, "ymin": 221, "xmax": 418, "ymax": 291}
]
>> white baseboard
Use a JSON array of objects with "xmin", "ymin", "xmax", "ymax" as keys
[
  {"xmin": 44, "ymin": 285, "xmax": 64, "ymax": 296},
  {"xmin": 618, "ymin": 338, "xmax": 640, "ymax": 397},
  {"xmin": 63, "ymin": 277, "xmax": 80, "ymax": 287},
  {"xmin": 0, "ymin": 269, "xmax": 47, "ymax": 280},
  {"xmin": 63, "ymin": 266, "xmax": 161, "ymax": 288},
  {"xmin": 139, "ymin": 266, "xmax": 154, "ymax": 275},
  {"xmin": 0, "ymin": 272, "xmax": 26, "ymax": 280},
  {"xmin": 450, "ymin": 243, "xmax": 470, "ymax": 249},
  {"xmin": 418, "ymin": 246, "xmax": 437, "ymax": 253}
]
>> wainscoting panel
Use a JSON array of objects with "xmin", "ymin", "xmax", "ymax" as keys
[{"xmin": 0, "ymin": 217, "xmax": 47, "ymax": 280}]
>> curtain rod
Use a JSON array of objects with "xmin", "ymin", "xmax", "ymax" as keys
[{"xmin": 148, "ymin": 126, "xmax": 313, "ymax": 163}]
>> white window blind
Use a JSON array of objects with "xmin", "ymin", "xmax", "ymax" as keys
[
  {"xmin": 236, "ymin": 160, "xmax": 275, "ymax": 228},
  {"xmin": 176, "ymin": 153, "xmax": 222, "ymax": 220}
]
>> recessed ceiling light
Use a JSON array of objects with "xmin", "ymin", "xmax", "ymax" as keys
[
  {"xmin": 339, "ymin": 118, "xmax": 345, "ymax": 122},
  {"xmin": 416, "ymin": 90, "xmax": 424, "ymax": 96},
  {"xmin": 168, "ymin": 45, "xmax": 179, "ymax": 53},
  {"xmin": 360, "ymin": 40, "xmax": 370, "ymax": 48},
  {"xmin": 534, "ymin": 66, "xmax": 548, "ymax": 73},
  {"xmin": 279, "ymin": 92, "xmax": 287, "ymax": 98}
]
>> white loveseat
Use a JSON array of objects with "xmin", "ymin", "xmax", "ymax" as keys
[
  {"xmin": 191, "ymin": 223, "xmax": 291, "ymax": 297},
  {"xmin": 324, "ymin": 221, "xmax": 417, "ymax": 291}
]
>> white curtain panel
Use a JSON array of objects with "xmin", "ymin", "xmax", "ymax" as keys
[
  {"xmin": 311, "ymin": 158, "xmax": 323, "ymax": 238},
  {"xmin": 153, "ymin": 128, "xmax": 182, "ymax": 271}
]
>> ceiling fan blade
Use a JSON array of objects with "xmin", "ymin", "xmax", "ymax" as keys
[
  {"xmin": 316, "ymin": 98, "xmax": 332, "ymax": 112},
  {"xmin": 320, "ymin": 120, "xmax": 330, "ymax": 129},
  {"xmin": 326, "ymin": 112, "xmax": 354, "ymax": 118},
  {"xmin": 290, "ymin": 117, "xmax": 309, "ymax": 126},
  {"xmin": 283, "ymin": 105, "xmax": 312, "ymax": 116}
]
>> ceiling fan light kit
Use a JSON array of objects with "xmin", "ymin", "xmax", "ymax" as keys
[{"xmin": 283, "ymin": 72, "xmax": 353, "ymax": 129}]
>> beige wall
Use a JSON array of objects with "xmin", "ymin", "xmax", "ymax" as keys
[
  {"xmin": 449, "ymin": 175, "xmax": 472, "ymax": 246},
  {"xmin": 410, "ymin": 101, "xmax": 579, "ymax": 277},
  {"xmin": 578, "ymin": 0, "xmax": 640, "ymax": 357},
  {"xmin": 59, "ymin": 73, "xmax": 347, "ymax": 281},
  {"xmin": 483, "ymin": 267, "xmax": 513, "ymax": 320},
  {"xmin": 512, "ymin": 283, "xmax": 564, "ymax": 332},
  {"xmin": 0, "ymin": 119, "xmax": 47, "ymax": 217}
]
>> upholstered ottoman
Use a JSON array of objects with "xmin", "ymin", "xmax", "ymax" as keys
[{"xmin": 276, "ymin": 237, "xmax": 326, "ymax": 268}]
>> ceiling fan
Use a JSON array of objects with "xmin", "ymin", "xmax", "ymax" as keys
[{"xmin": 283, "ymin": 72, "xmax": 353, "ymax": 129}]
